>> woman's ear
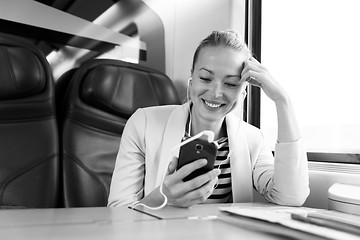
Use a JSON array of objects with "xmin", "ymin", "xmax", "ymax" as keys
[
  {"xmin": 241, "ymin": 82, "xmax": 248, "ymax": 99},
  {"xmin": 241, "ymin": 91, "xmax": 247, "ymax": 100}
]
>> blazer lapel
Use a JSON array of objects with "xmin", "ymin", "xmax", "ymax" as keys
[
  {"xmin": 154, "ymin": 102, "xmax": 190, "ymax": 186},
  {"xmin": 226, "ymin": 113, "xmax": 254, "ymax": 202},
  {"xmin": 154, "ymin": 104, "xmax": 254, "ymax": 203}
]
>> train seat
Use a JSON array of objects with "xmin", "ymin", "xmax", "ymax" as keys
[
  {"xmin": 0, "ymin": 33, "xmax": 59, "ymax": 208},
  {"xmin": 60, "ymin": 59, "xmax": 180, "ymax": 207}
]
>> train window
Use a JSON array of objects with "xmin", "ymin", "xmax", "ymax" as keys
[{"xmin": 254, "ymin": 0, "xmax": 360, "ymax": 163}]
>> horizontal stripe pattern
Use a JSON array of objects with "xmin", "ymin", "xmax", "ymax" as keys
[{"xmin": 205, "ymin": 137, "xmax": 232, "ymax": 204}]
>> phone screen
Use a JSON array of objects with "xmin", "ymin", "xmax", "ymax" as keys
[{"xmin": 177, "ymin": 137, "xmax": 218, "ymax": 181}]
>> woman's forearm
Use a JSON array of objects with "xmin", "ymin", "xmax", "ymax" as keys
[{"xmin": 275, "ymin": 95, "xmax": 301, "ymax": 143}]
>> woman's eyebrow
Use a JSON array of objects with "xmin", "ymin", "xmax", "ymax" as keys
[
  {"xmin": 198, "ymin": 68, "xmax": 240, "ymax": 79},
  {"xmin": 225, "ymin": 74, "xmax": 241, "ymax": 79},
  {"xmin": 199, "ymin": 67, "xmax": 213, "ymax": 74}
]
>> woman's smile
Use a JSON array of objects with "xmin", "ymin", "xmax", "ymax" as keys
[{"xmin": 203, "ymin": 99, "xmax": 223, "ymax": 109}]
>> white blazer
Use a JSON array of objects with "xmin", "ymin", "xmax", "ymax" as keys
[{"xmin": 108, "ymin": 102, "xmax": 309, "ymax": 207}]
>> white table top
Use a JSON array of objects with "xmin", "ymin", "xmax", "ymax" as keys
[{"xmin": 1, "ymin": 203, "xmax": 358, "ymax": 240}]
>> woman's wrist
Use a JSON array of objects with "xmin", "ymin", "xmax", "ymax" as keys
[
  {"xmin": 273, "ymin": 91, "xmax": 290, "ymax": 106},
  {"xmin": 275, "ymin": 94, "xmax": 302, "ymax": 143}
]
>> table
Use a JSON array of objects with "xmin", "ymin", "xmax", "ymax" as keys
[
  {"xmin": 0, "ymin": 203, "xmax": 280, "ymax": 240},
  {"xmin": 0, "ymin": 206, "xmax": 152, "ymax": 226},
  {"xmin": 0, "ymin": 203, "xmax": 359, "ymax": 240}
]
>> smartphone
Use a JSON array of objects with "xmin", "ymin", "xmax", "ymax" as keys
[{"xmin": 176, "ymin": 137, "xmax": 218, "ymax": 182}]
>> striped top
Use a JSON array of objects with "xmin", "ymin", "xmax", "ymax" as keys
[
  {"xmin": 204, "ymin": 136, "xmax": 232, "ymax": 203},
  {"xmin": 183, "ymin": 108, "xmax": 232, "ymax": 203}
]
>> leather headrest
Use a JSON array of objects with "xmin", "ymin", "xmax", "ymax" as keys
[
  {"xmin": 81, "ymin": 64, "xmax": 162, "ymax": 118},
  {"xmin": 0, "ymin": 46, "xmax": 46, "ymax": 100}
]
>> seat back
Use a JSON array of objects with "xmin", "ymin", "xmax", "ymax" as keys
[
  {"xmin": 61, "ymin": 59, "xmax": 180, "ymax": 207},
  {"xmin": 0, "ymin": 33, "xmax": 59, "ymax": 208}
]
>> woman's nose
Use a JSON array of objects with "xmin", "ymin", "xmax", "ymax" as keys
[{"xmin": 211, "ymin": 81, "xmax": 223, "ymax": 98}]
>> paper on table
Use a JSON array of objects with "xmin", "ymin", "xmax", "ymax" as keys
[
  {"xmin": 308, "ymin": 210, "xmax": 360, "ymax": 228},
  {"xmin": 218, "ymin": 206, "xmax": 360, "ymax": 240}
]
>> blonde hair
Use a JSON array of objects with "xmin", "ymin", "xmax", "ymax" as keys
[{"xmin": 191, "ymin": 29, "xmax": 252, "ymax": 74}]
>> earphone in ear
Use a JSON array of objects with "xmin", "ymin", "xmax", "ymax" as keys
[
  {"xmin": 187, "ymin": 77, "xmax": 192, "ymax": 86},
  {"xmin": 186, "ymin": 78, "xmax": 192, "ymax": 102}
]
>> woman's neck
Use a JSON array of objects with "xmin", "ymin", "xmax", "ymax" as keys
[{"xmin": 190, "ymin": 114, "xmax": 226, "ymax": 141}]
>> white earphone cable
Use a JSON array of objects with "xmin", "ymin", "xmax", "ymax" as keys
[{"xmin": 129, "ymin": 130, "xmax": 216, "ymax": 211}]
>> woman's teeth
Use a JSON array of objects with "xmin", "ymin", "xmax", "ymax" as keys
[{"xmin": 205, "ymin": 101, "xmax": 221, "ymax": 108}]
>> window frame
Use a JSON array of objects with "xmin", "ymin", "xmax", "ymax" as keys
[{"xmin": 245, "ymin": 0, "xmax": 360, "ymax": 164}]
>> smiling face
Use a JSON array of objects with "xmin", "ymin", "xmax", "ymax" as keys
[{"xmin": 189, "ymin": 46, "xmax": 248, "ymax": 125}]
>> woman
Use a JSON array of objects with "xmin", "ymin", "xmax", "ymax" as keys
[{"xmin": 108, "ymin": 30, "xmax": 309, "ymax": 208}]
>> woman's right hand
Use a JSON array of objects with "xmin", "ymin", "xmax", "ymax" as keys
[{"xmin": 161, "ymin": 157, "xmax": 220, "ymax": 207}]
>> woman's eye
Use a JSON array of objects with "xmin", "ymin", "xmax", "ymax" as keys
[
  {"xmin": 225, "ymin": 83, "xmax": 238, "ymax": 88},
  {"xmin": 200, "ymin": 77, "xmax": 211, "ymax": 82}
]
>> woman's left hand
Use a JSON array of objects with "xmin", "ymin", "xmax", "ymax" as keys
[
  {"xmin": 241, "ymin": 57, "xmax": 288, "ymax": 103},
  {"xmin": 241, "ymin": 57, "xmax": 302, "ymax": 143}
]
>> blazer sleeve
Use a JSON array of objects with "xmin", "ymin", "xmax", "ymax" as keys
[
  {"xmin": 252, "ymin": 135, "xmax": 310, "ymax": 206},
  {"xmin": 107, "ymin": 109, "xmax": 147, "ymax": 207}
]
